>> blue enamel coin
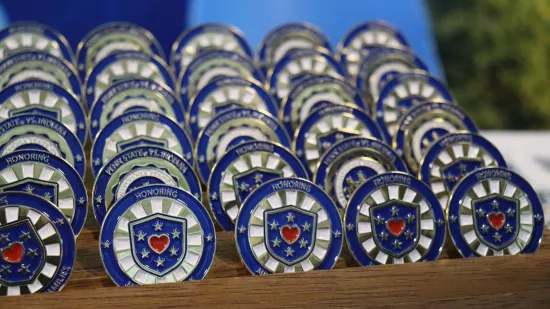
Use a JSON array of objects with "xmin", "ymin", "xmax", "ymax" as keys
[
  {"xmin": 235, "ymin": 177, "xmax": 343, "ymax": 274},
  {"xmin": 447, "ymin": 167, "xmax": 544, "ymax": 257},
  {"xmin": 208, "ymin": 141, "xmax": 308, "ymax": 231},
  {"xmin": 100, "ymin": 184, "xmax": 216, "ymax": 286},
  {"xmin": 345, "ymin": 172, "xmax": 446, "ymax": 266}
]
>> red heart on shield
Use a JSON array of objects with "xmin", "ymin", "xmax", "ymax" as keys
[
  {"xmin": 280, "ymin": 225, "xmax": 301, "ymax": 245},
  {"xmin": 488, "ymin": 213, "xmax": 506, "ymax": 230},
  {"xmin": 386, "ymin": 219, "xmax": 406, "ymax": 237},
  {"xmin": 148, "ymin": 234, "xmax": 170, "ymax": 254},
  {"xmin": 2, "ymin": 242, "xmax": 24, "ymax": 263}
]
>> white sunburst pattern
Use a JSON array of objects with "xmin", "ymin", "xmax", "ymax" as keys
[
  {"xmin": 0, "ymin": 33, "xmax": 62, "ymax": 61},
  {"xmin": 269, "ymin": 36, "xmax": 318, "ymax": 68},
  {"xmin": 247, "ymin": 190, "xmax": 332, "ymax": 273},
  {"xmin": 355, "ymin": 184, "xmax": 436, "ymax": 265},
  {"xmin": 367, "ymin": 61, "xmax": 418, "ymax": 104},
  {"xmin": 456, "ymin": 179, "xmax": 534, "ymax": 257},
  {"xmin": 1, "ymin": 66, "xmax": 66, "ymax": 92},
  {"xmin": 113, "ymin": 198, "xmax": 204, "ymax": 284}
]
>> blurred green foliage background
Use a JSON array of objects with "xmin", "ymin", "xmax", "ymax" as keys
[{"xmin": 428, "ymin": 0, "xmax": 550, "ymax": 129}]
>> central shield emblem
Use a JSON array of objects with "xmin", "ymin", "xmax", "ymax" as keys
[
  {"xmin": 129, "ymin": 213, "xmax": 187, "ymax": 277},
  {"xmin": 370, "ymin": 201, "xmax": 420, "ymax": 258},
  {"xmin": 317, "ymin": 129, "xmax": 359, "ymax": 152},
  {"xmin": 233, "ymin": 168, "xmax": 283, "ymax": 204},
  {"xmin": 264, "ymin": 206, "xmax": 317, "ymax": 266},
  {"xmin": 472, "ymin": 195, "xmax": 519, "ymax": 251},
  {"xmin": 0, "ymin": 179, "xmax": 58, "ymax": 205},
  {"xmin": 442, "ymin": 158, "xmax": 483, "ymax": 192},
  {"xmin": 117, "ymin": 136, "xmax": 168, "ymax": 152},
  {"xmin": 10, "ymin": 105, "xmax": 61, "ymax": 120}
]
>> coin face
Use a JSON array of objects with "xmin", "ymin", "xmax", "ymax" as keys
[
  {"xmin": 76, "ymin": 22, "xmax": 165, "ymax": 79},
  {"xmin": 170, "ymin": 23, "xmax": 253, "ymax": 77},
  {"xmin": 0, "ymin": 150, "xmax": 87, "ymax": 237},
  {"xmin": 100, "ymin": 185, "xmax": 216, "ymax": 286},
  {"xmin": 177, "ymin": 50, "xmax": 264, "ymax": 111},
  {"xmin": 84, "ymin": 51, "xmax": 174, "ymax": 110},
  {"xmin": 91, "ymin": 111, "xmax": 193, "ymax": 176},
  {"xmin": 375, "ymin": 72, "xmax": 453, "ymax": 143},
  {"xmin": 195, "ymin": 108, "xmax": 291, "ymax": 184},
  {"xmin": 0, "ymin": 115, "xmax": 86, "ymax": 178},
  {"xmin": 0, "ymin": 191, "xmax": 75, "ymax": 295},
  {"xmin": 338, "ymin": 21, "xmax": 409, "ymax": 80},
  {"xmin": 0, "ymin": 51, "xmax": 82, "ymax": 100},
  {"xmin": 257, "ymin": 22, "xmax": 332, "ymax": 77},
  {"xmin": 0, "ymin": 80, "xmax": 88, "ymax": 144},
  {"xmin": 188, "ymin": 76, "xmax": 278, "ymax": 140},
  {"xmin": 235, "ymin": 177, "xmax": 343, "ymax": 274},
  {"xmin": 293, "ymin": 104, "xmax": 383, "ymax": 176},
  {"xmin": 447, "ymin": 167, "xmax": 544, "ymax": 257},
  {"xmin": 93, "ymin": 146, "xmax": 202, "ymax": 225},
  {"xmin": 89, "ymin": 79, "xmax": 185, "ymax": 140},
  {"xmin": 419, "ymin": 132, "xmax": 507, "ymax": 208},
  {"xmin": 344, "ymin": 172, "xmax": 446, "ymax": 266},
  {"xmin": 267, "ymin": 48, "xmax": 344, "ymax": 105},
  {"xmin": 281, "ymin": 74, "xmax": 368, "ymax": 137},
  {"xmin": 314, "ymin": 137, "xmax": 408, "ymax": 210},
  {"xmin": 0, "ymin": 22, "xmax": 74, "ymax": 62},
  {"xmin": 208, "ymin": 141, "xmax": 308, "ymax": 231},
  {"xmin": 394, "ymin": 101, "xmax": 478, "ymax": 174}
]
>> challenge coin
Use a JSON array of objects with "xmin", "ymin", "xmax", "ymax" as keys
[
  {"xmin": 281, "ymin": 74, "xmax": 368, "ymax": 137},
  {"xmin": 208, "ymin": 141, "xmax": 308, "ymax": 231},
  {"xmin": 375, "ymin": 71, "xmax": 453, "ymax": 143},
  {"xmin": 419, "ymin": 132, "xmax": 507, "ymax": 208},
  {"xmin": 447, "ymin": 167, "xmax": 544, "ymax": 257},
  {"xmin": 394, "ymin": 101, "xmax": 478, "ymax": 174},
  {"xmin": 267, "ymin": 48, "xmax": 343, "ymax": 105},
  {"xmin": 84, "ymin": 51, "xmax": 175, "ymax": 110},
  {"xmin": 91, "ymin": 111, "xmax": 193, "ymax": 176},
  {"xmin": 0, "ymin": 150, "xmax": 87, "ymax": 236},
  {"xmin": 235, "ymin": 177, "xmax": 343, "ymax": 274},
  {"xmin": 293, "ymin": 104, "xmax": 382, "ymax": 176},
  {"xmin": 170, "ymin": 23, "xmax": 253, "ymax": 77},
  {"xmin": 0, "ymin": 80, "xmax": 87, "ymax": 144},
  {"xmin": 100, "ymin": 184, "xmax": 216, "ymax": 285},
  {"xmin": 314, "ymin": 137, "xmax": 408, "ymax": 210},
  {"xmin": 195, "ymin": 108, "xmax": 291, "ymax": 184},
  {"xmin": 89, "ymin": 79, "xmax": 185, "ymax": 140},
  {"xmin": 188, "ymin": 76, "xmax": 278, "ymax": 140},
  {"xmin": 257, "ymin": 22, "xmax": 332, "ymax": 77},
  {"xmin": 76, "ymin": 22, "xmax": 165, "ymax": 79},
  {"xmin": 344, "ymin": 172, "xmax": 446, "ymax": 266},
  {"xmin": 0, "ymin": 191, "xmax": 75, "ymax": 295},
  {"xmin": 93, "ymin": 146, "xmax": 202, "ymax": 225},
  {"xmin": 177, "ymin": 50, "xmax": 264, "ymax": 111},
  {"xmin": 0, "ymin": 22, "xmax": 74, "ymax": 62},
  {"xmin": 0, "ymin": 115, "xmax": 86, "ymax": 178}
]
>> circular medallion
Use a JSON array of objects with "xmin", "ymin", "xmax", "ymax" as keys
[
  {"xmin": 84, "ymin": 51, "xmax": 174, "ymax": 110},
  {"xmin": 235, "ymin": 177, "xmax": 343, "ymax": 274},
  {"xmin": 100, "ymin": 184, "xmax": 216, "ymax": 285},
  {"xmin": 356, "ymin": 47, "xmax": 427, "ymax": 108},
  {"xmin": 314, "ymin": 137, "xmax": 408, "ymax": 210},
  {"xmin": 447, "ymin": 167, "xmax": 544, "ymax": 257},
  {"xmin": 0, "ymin": 115, "xmax": 86, "ymax": 178},
  {"xmin": 91, "ymin": 111, "xmax": 193, "ymax": 176},
  {"xmin": 188, "ymin": 76, "xmax": 278, "ymax": 140},
  {"xmin": 0, "ymin": 150, "xmax": 87, "ymax": 236},
  {"xmin": 419, "ymin": 132, "xmax": 507, "ymax": 209},
  {"xmin": 338, "ymin": 21, "xmax": 409, "ymax": 80},
  {"xmin": 208, "ymin": 141, "xmax": 308, "ymax": 231},
  {"xmin": 294, "ymin": 104, "xmax": 382, "ymax": 176},
  {"xmin": 0, "ymin": 80, "xmax": 87, "ymax": 144},
  {"xmin": 0, "ymin": 51, "xmax": 82, "ymax": 100},
  {"xmin": 177, "ymin": 50, "xmax": 264, "ymax": 111},
  {"xmin": 195, "ymin": 108, "xmax": 291, "ymax": 184},
  {"xmin": 375, "ymin": 71, "xmax": 453, "ymax": 143},
  {"xmin": 267, "ymin": 48, "xmax": 344, "ymax": 105},
  {"xmin": 89, "ymin": 79, "xmax": 185, "ymax": 140},
  {"xmin": 394, "ymin": 101, "xmax": 477, "ymax": 174},
  {"xmin": 344, "ymin": 172, "xmax": 446, "ymax": 266},
  {"xmin": 281, "ymin": 74, "xmax": 368, "ymax": 137},
  {"xmin": 93, "ymin": 146, "xmax": 202, "ymax": 225},
  {"xmin": 170, "ymin": 23, "xmax": 253, "ymax": 77},
  {"xmin": 76, "ymin": 22, "xmax": 165, "ymax": 79},
  {"xmin": 0, "ymin": 191, "xmax": 75, "ymax": 295},
  {"xmin": 0, "ymin": 22, "xmax": 74, "ymax": 62},
  {"xmin": 257, "ymin": 22, "xmax": 332, "ymax": 77}
]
